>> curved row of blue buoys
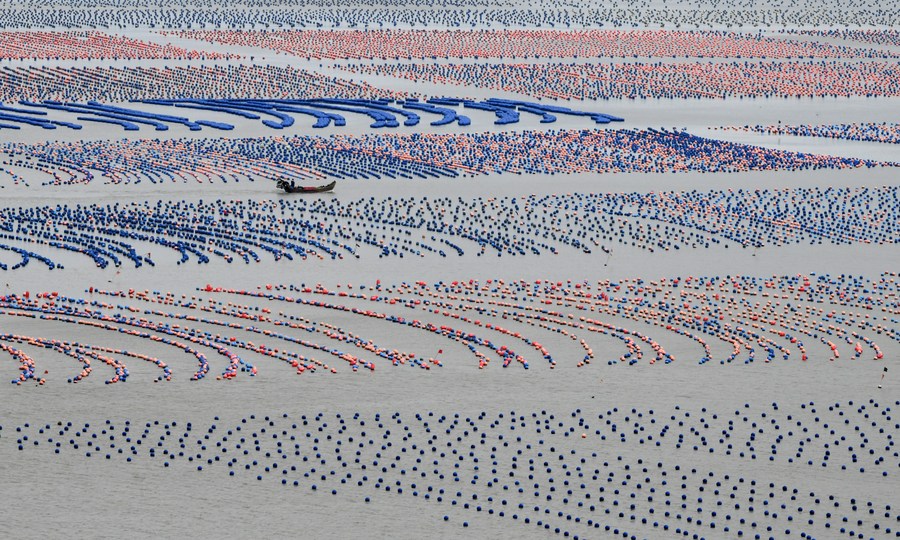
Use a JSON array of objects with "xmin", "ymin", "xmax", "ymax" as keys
[
  {"xmin": 0, "ymin": 186, "xmax": 898, "ymax": 270},
  {"xmin": 1, "ymin": 98, "xmax": 622, "ymax": 132}
]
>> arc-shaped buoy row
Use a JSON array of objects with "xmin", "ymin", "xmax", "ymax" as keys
[
  {"xmin": 0, "ymin": 97, "xmax": 621, "ymax": 132},
  {"xmin": 1, "ymin": 186, "xmax": 898, "ymax": 271},
  {"xmin": 2, "ymin": 272, "xmax": 895, "ymax": 383}
]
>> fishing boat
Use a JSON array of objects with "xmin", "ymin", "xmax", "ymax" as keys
[{"xmin": 276, "ymin": 178, "xmax": 336, "ymax": 193}]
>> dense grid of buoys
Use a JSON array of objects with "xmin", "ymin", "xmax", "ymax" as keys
[
  {"xmin": 164, "ymin": 29, "xmax": 898, "ymax": 60},
  {"xmin": 0, "ymin": 65, "xmax": 411, "ymax": 104},
  {"xmin": 788, "ymin": 28, "xmax": 900, "ymax": 47},
  {"xmin": 2, "ymin": 272, "xmax": 897, "ymax": 382},
  {"xmin": 0, "ymin": 186, "xmax": 898, "ymax": 270},
  {"xmin": 0, "ymin": 30, "xmax": 236, "ymax": 60},
  {"xmin": 6, "ymin": 402, "xmax": 900, "ymax": 539},
  {"xmin": 0, "ymin": 98, "xmax": 620, "ymax": 132},
  {"xmin": 0, "ymin": 0, "xmax": 898, "ymax": 29},
  {"xmin": 345, "ymin": 60, "xmax": 900, "ymax": 100},
  {"xmin": 0, "ymin": 129, "xmax": 885, "ymax": 187},
  {"xmin": 714, "ymin": 122, "xmax": 900, "ymax": 145}
]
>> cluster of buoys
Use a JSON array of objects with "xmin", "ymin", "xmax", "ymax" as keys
[
  {"xmin": 1, "ymin": 128, "xmax": 885, "ymax": 187},
  {"xmin": 346, "ymin": 59, "xmax": 900, "ymax": 100},
  {"xmin": 0, "ymin": 187, "xmax": 898, "ymax": 271},
  {"xmin": 2, "ymin": 272, "xmax": 896, "ymax": 382},
  {"xmin": 210, "ymin": 273, "xmax": 896, "ymax": 367},
  {"xmin": 0, "ymin": 286, "xmax": 415, "ymax": 380},
  {"xmin": 0, "ymin": 64, "xmax": 411, "ymax": 104},
  {"xmin": 8, "ymin": 402, "xmax": 899, "ymax": 539},
  {"xmin": 0, "ymin": 0, "xmax": 897, "ymax": 29},
  {"xmin": 0, "ymin": 98, "xmax": 620, "ymax": 132},
  {"xmin": 715, "ymin": 122, "xmax": 900, "ymax": 145},
  {"xmin": 1, "ymin": 333, "xmax": 138, "ymax": 384},
  {"xmin": 0, "ymin": 242, "xmax": 57, "ymax": 270},
  {"xmin": 0, "ymin": 30, "xmax": 236, "ymax": 61},
  {"xmin": 166, "ymin": 28, "xmax": 897, "ymax": 60},
  {"xmin": 0, "ymin": 293, "xmax": 219, "ymax": 381}
]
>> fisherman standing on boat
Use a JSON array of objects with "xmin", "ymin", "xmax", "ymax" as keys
[{"xmin": 276, "ymin": 178, "xmax": 336, "ymax": 193}]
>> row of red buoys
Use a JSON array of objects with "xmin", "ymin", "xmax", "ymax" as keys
[
  {"xmin": 346, "ymin": 60, "xmax": 900, "ymax": 100},
  {"xmin": 2, "ymin": 129, "xmax": 886, "ymax": 187},
  {"xmin": 0, "ymin": 64, "xmax": 412, "ymax": 104},
  {"xmin": 787, "ymin": 28, "xmax": 900, "ymax": 47},
  {"xmin": 714, "ymin": 121, "xmax": 900, "ymax": 145},
  {"xmin": 0, "ymin": 30, "xmax": 236, "ymax": 61},
  {"xmin": 165, "ymin": 29, "xmax": 897, "ymax": 60}
]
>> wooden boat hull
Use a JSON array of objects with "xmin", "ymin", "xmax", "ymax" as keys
[{"xmin": 277, "ymin": 179, "xmax": 336, "ymax": 193}]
